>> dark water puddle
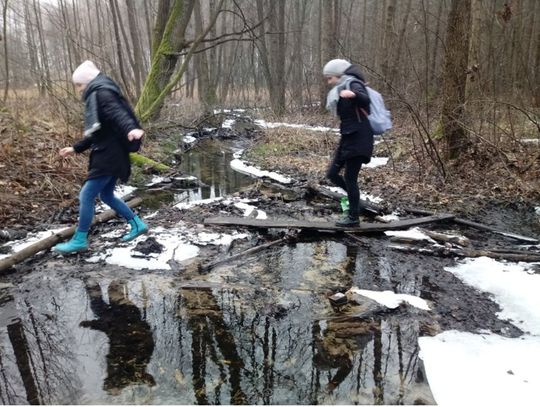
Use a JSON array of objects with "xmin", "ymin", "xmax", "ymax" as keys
[
  {"xmin": 140, "ymin": 139, "xmax": 255, "ymax": 210},
  {"xmin": 0, "ymin": 239, "xmax": 435, "ymax": 405}
]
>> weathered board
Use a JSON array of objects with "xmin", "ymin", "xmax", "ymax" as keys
[{"xmin": 203, "ymin": 214, "xmax": 455, "ymax": 233}]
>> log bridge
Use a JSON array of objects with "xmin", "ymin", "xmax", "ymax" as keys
[{"xmin": 203, "ymin": 214, "xmax": 455, "ymax": 233}]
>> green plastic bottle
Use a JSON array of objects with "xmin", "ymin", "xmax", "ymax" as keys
[{"xmin": 340, "ymin": 196, "xmax": 349, "ymax": 213}]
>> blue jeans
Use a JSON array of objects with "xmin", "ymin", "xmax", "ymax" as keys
[{"xmin": 78, "ymin": 176, "xmax": 135, "ymax": 232}]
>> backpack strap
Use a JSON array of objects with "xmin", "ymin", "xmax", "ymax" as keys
[{"xmin": 345, "ymin": 78, "xmax": 370, "ymax": 120}]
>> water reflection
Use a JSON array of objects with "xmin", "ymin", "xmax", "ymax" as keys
[
  {"xmin": 180, "ymin": 288, "xmax": 247, "ymax": 404},
  {"xmin": 80, "ymin": 280, "xmax": 155, "ymax": 395},
  {"xmin": 178, "ymin": 140, "xmax": 254, "ymax": 202},
  {"xmin": 142, "ymin": 140, "xmax": 254, "ymax": 209},
  {"xmin": 1, "ymin": 239, "xmax": 434, "ymax": 405}
]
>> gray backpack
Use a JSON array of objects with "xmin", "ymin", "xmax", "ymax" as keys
[{"xmin": 347, "ymin": 80, "xmax": 392, "ymax": 135}]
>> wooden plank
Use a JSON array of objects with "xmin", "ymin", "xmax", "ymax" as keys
[{"xmin": 203, "ymin": 214, "xmax": 455, "ymax": 233}]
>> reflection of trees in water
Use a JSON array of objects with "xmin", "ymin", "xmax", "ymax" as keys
[
  {"xmin": 0, "ymin": 291, "xmax": 82, "ymax": 404},
  {"xmin": 180, "ymin": 288, "xmax": 247, "ymax": 404},
  {"xmin": 80, "ymin": 280, "xmax": 155, "ymax": 395},
  {"xmin": 178, "ymin": 242, "xmax": 432, "ymax": 404},
  {"xmin": 308, "ymin": 316, "xmax": 429, "ymax": 404}
]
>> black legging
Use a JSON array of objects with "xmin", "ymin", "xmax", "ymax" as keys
[{"xmin": 326, "ymin": 153, "xmax": 363, "ymax": 217}]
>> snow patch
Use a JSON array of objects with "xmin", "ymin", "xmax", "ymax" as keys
[
  {"xmin": 101, "ymin": 229, "xmax": 200, "ymax": 270},
  {"xmin": 0, "ymin": 228, "xmax": 66, "ymax": 259},
  {"xmin": 213, "ymin": 108, "xmax": 246, "ymax": 114},
  {"xmin": 385, "ymin": 227, "xmax": 437, "ymax": 243},
  {"xmin": 175, "ymin": 197, "xmax": 223, "ymax": 210},
  {"xmin": 364, "ymin": 157, "xmax": 389, "ymax": 168},
  {"xmin": 347, "ymin": 287, "xmax": 430, "ymax": 310},
  {"xmin": 379, "ymin": 212, "xmax": 400, "ymax": 222},
  {"xmin": 418, "ymin": 257, "xmax": 540, "ymax": 406},
  {"xmin": 230, "ymin": 158, "xmax": 292, "ymax": 184},
  {"xmin": 322, "ymin": 186, "xmax": 384, "ymax": 204},
  {"xmin": 222, "ymin": 119, "xmax": 236, "ymax": 129},
  {"xmin": 191, "ymin": 231, "xmax": 249, "ymax": 246},
  {"xmin": 444, "ymin": 256, "xmax": 540, "ymax": 335},
  {"xmin": 419, "ymin": 331, "xmax": 540, "ymax": 406},
  {"xmin": 254, "ymin": 119, "xmax": 338, "ymax": 133}
]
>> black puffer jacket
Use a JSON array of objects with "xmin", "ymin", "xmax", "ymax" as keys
[
  {"xmin": 336, "ymin": 65, "xmax": 374, "ymax": 163},
  {"xmin": 73, "ymin": 80, "xmax": 140, "ymax": 183}
]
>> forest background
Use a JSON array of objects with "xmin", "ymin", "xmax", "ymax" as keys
[{"xmin": 0, "ymin": 0, "xmax": 539, "ymax": 226}]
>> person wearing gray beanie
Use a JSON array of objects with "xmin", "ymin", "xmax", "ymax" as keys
[
  {"xmin": 323, "ymin": 59, "xmax": 374, "ymax": 227},
  {"xmin": 322, "ymin": 59, "xmax": 352, "ymax": 77}
]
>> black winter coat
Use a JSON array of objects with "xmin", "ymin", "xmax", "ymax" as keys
[
  {"xmin": 335, "ymin": 65, "xmax": 374, "ymax": 163},
  {"xmin": 73, "ymin": 82, "xmax": 140, "ymax": 183}
]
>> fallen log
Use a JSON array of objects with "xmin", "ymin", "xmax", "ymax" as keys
[
  {"xmin": 404, "ymin": 207, "xmax": 538, "ymax": 244},
  {"xmin": 201, "ymin": 236, "xmax": 292, "ymax": 272},
  {"xmin": 0, "ymin": 197, "xmax": 143, "ymax": 273},
  {"xmin": 130, "ymin": 152, "xmax": 170, "ymax": 172},
  {"xmin": 203, "ymin": 214, "xmax": 454, "ymax": 233},
  {"xmin": 389, "ymin": 244, "xmax": 540, "ymax": 262},
  {"xmin": 419, "ymin": 228, "xmax": 471, "ymax": 247}
]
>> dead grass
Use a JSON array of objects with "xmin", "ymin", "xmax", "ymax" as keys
[
  {"xmin": 245, "ymin": 119, "xmax": 540, "ymax": 215},
  {"xmin": 0, "ymin": 101, "xmax": 86, "ymax": 227}
]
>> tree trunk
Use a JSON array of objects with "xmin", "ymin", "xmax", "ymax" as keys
[
  {"xmin": 194, "ymin": 0, "xmax": 216, "ymax": 112},
  {"xmin": 429, "ymin": 0, "xmax": 444, "ymax": 89},
  {"xmin": 292, "ymin": 0, "xmax": 307, "ymax": 108},
  {"xmin": 389, "ymin": 0, "xmax": 412, "ymax": 84},
  {"xmin": 466, "ymin": 0, "xmax": 483, "ymax": 109},
  {"xmin": 2, "ymin": 0, "xmax": 9, "ymax": 104},
  {"xmin": 381, "ymin": 0, "xmax": 396, "ymax": 81},
  {"xmin": 108, "ymin": 0, "xmax": 134, "ymax": 102},
  {"xmin": 150, "ymin": 0, "xmax": 172, "ymax": 61},
  {"xmin": 441, "ymin": 0, "xmax": 472, "ymax": 159},
  {"xmin": 320, "ymin": 0, "xmax": 334, "ymax": 110},
  {"xmin": 255, "ymin": 0, "xmax": 275, "ymax": 107},
  {"xmin": 269, "ymin": 0, "xmax": 286, "ymax": 115},
  {"xmin": 33, "ymin": 0, "xmax": 51, "ymax": 96},
  {"xmin": 136, "ymin": 0, "xmax": 224, "ymax": 122},
  {"xmin": 142, "ymin": 0, "xmax": 153, "ymax": 66},
  {"xmin": 136, "ymin": 0, "xmax": 195, "ymax": 121},
  {"xmin": 125, "ymin": 0, "xmax": 145, "ymax": 97},
  {"xmin": 24, "ymin": 1, "xmax": 41, "ymax": 91},
  {"xmin": 534, "ymin": 2, "xmax": 540, "ymax": 106}
]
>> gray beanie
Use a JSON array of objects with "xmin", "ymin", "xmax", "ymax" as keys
[{"xmin": 323, "ymin": 59, "xmax": 352, "ymax": 76}]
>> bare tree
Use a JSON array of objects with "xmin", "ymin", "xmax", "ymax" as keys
[
  {"xmin": 2, "ymin": 0, "xmax": 8, "ymax": 103},
  {"xmin": 441, "ymin": 0, "xmax": 472, "ymax": 159}
]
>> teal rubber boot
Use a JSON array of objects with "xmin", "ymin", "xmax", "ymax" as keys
[
  {"xmin": 53, "ymin": 230, "xmax": 89, "ymax": 254},
  {"xmin": 122, "ymin": 216, "xmax": 148, "ymax": 242}
]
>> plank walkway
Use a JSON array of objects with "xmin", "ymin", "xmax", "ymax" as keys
[{"xmin": 203, "ymin": 214, "xmax": 455, "ymax": 233}]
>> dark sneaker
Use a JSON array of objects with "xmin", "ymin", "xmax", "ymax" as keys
[{"xmin": 335, "ymin": 215, "xmax": 360, "ymax": 227}]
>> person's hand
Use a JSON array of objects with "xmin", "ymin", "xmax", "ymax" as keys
[
  {"xmin": 339, "ymin": 89, "xmax": 356, "ymax": 98},
  {"xmin": 128, "ymin": 129, "xmax": 144, "ymax": 141},
  {"xmin": 59, "ymin": 147, "xmax": 75, "ymax": 157}
]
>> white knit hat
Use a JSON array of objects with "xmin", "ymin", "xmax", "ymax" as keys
[
  {"xmin": 72, "ymin": 60, "xmax": 100, "ymax": 84},
  {"xmin": 323, "ymin": 59, "xmax": 351, "ymax": 76}
]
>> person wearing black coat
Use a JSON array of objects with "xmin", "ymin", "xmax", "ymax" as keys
[
  {"xmin": 323, "ymin": 59, "xmax": 374, "ymax": 227},
  {"xmin": 53, "ymin": 61, "xmax": 148, "ymax": 254}
]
